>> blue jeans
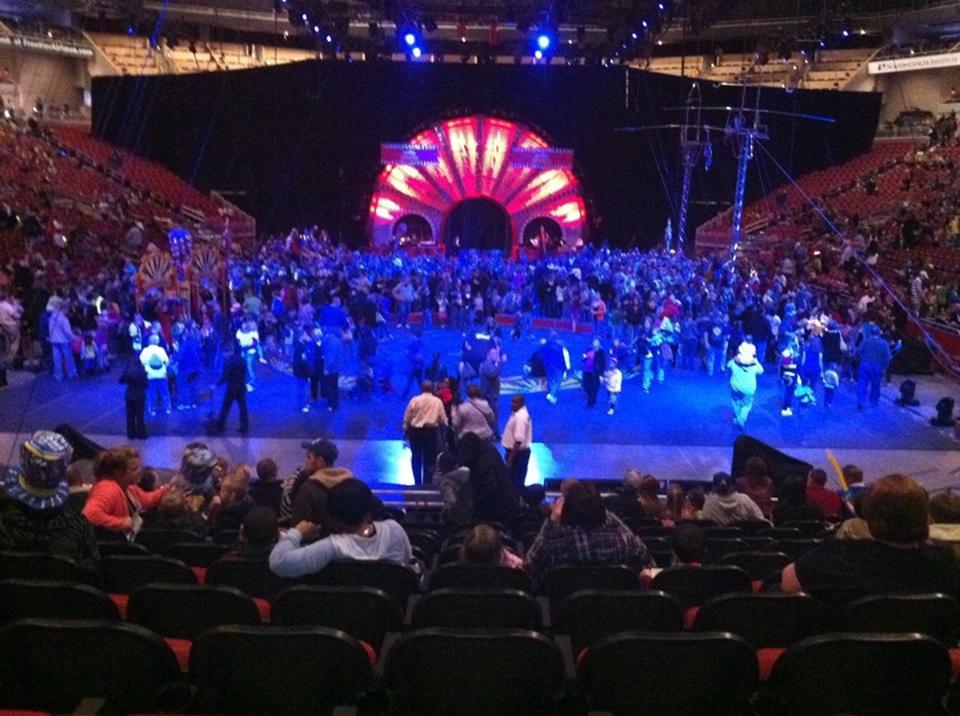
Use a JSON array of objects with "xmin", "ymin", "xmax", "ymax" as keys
[
  {"xmin": 148, "ymin": 378, "xmax": 169, "ymax": 413},
  {"xmin": 707, "ymin": 346, "xmax": 725, "ymax": 376},
  {"xmin": 51, "ymin": 342, "xmax": 77, "ymax": 379},
  {"xmin": 731, "ymin": 389, "xmax": 754, "ymax": 426},
  {"xmin": 547, "ymin": 371, "xmax": 562, "ymax": 400},
  {"xmin": 857, "ymin": 363, "xmax": 883, "ymax": 407},
  {"xmin": 244, "ymin": 350, "xmax": 256, "ymax": 388}
]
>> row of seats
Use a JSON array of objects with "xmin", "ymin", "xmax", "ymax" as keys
[{"xmin": 1, "ymin": 582, "xmax": 957, "ymax": 714}]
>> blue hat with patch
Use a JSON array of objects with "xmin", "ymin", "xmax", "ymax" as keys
[{"xmin": 3, "ymin": 431, "xmax": 73, "ymax": 510}]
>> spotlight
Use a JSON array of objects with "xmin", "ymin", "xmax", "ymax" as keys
[
  {"xmin": 126, "ymin": 25, "xmax": 135, "ymax": 35},
  {"xmin": 301, "ymin": 13, "xmax": 308, "ymax": 22},
  {"xmin": 412, "ymin": 46, "xmax": 422, "ymax": 58},
  {"xmin": 326, "ymin": 34, "xmax": 333, "ymax": 43},
  {"xmin": 404, "ymin": 32, "xmax": 416, "ymax": 46},
  {"xmin": 536, "ymin": 34, "xmax": 551, "ymax": 50},
  {"xmin": 534, "ymin": 49, "xmax": 543, "ymax": 59},
  {"xmin": 658, "ymin": 2, "xmax": 665, "ymax": 10},
  {"xmin": 642, "ymin": 20, "xmax": 648, "ymax": 28},
  {"xmin": 841, "ymin": 29, "xmax": 849, "ymax": 38},
  {"xmin": 313, "ymin": 25, "xmax": 320, "ymax": 33},
  {"xmin": 631, "ymin": 32, "xmax": 638, "ymax": 39}
]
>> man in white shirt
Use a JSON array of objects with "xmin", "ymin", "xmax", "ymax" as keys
[
  {"xmin": 235, "ymin": 319, "xmax": 260, "ymax": 392},
  {"xmin": 501, "ymin": 395, "xmax": 533, "ymax": 490},
  {"xmin": 269, "ymin": 478, "xmax": 413, "ymax": 578},
  {"xmin": 139, "ymin": 335, "xmax": 170, "ymax": 415},
  {"xmin": 402, "ymin": 381, "xmax": 447, "ymax": 486}
]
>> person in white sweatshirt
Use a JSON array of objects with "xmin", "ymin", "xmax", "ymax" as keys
[
  {"xmin": 703, "ymin": 471, "xmax": 765, "ymax": 526},
  {"xmin": 139, "ymin": 334, "xmax": 170, "ymax": 415},
  {"xmin": 604, "ymin": 358, "xmax": 623, "ymax": 416}
]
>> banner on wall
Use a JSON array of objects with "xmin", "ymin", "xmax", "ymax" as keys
[
  {"xmin": 868, "ymin": 51, "xmax": 960, "ymax": 75},
  {"xmin": 0, "ymin": 35, "xmax": 94, "ymax": 58},
  {"xmin": 380, "ymin": 143, "xmax": 439, "ymax": 166},
  {"xmin": 509, "ymin": 147, "xmax": 575, "ymax": 170}
]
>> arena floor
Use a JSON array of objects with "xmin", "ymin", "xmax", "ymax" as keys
[{"xmin": 1, "ymin": 325, "xmax": 958, "ymax": 490}]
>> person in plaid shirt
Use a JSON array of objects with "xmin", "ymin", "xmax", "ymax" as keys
[{"xmin": 524, "ymin": 481, "xmax": 648, "ymax": 578}]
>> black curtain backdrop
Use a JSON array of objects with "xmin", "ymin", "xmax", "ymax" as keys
[
  {"xmin": 91, "ymin": 62, "xmax": 882, "ymax": 248},
  {"xmin": 444, "ymin": 197, "xmax": 512, "ymax": 253}
]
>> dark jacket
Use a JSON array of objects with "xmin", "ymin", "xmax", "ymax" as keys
[
  {"xmin": 119, "ymin": 360, "xmax": 148, "ymax": 400},
  {"xmin": 0, "ymin": 500, "xmax": 100, "ymax": 569},
  {"xmin": 460, "ymin": 433, "xmax": 517, "ymax": 524},
  {"xmin": 290, "ymin": 467, "xmax": 355, "ymax": 530},
  {"xmin": 249, "ymin": 480, "xmax": 283, "ymax": 515},
  {"xmin": 210, "ymin": 495, "xmax": 255, "ymax": 535},
  {"xmin": 219, "ymin": 353, "xmax": 247, "ymax": 391}
]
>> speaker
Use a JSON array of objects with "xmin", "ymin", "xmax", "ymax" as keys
[
  {"xmin": 731, "ymin": 435, "xmax": 813, "ymax": 488},
  {"xmin": 53, "ymin": 423, "xmax": 107, "ymax": 461},
  {"xmin": 931, "ymin": 397, "xmax": 955, "ymax": 427},
  {"xmin": 889, "ymin": 335, "xmax": 933, "ymax": 375}
]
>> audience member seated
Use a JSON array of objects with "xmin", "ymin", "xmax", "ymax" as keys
[
  {"xmin": 0, "ymin": 431, "xmax": 98, "ymax": 567},
  {"xmin": 782, "ymin": 474, "xmax": 957, "ymax": 599},
  {"xmin": 225, "ymin": 506, "xmax": 279, "ymax": 559},
  {"xmin": 671, "ymin": 522, "xmax": 706, "ymax": 566},
  {"xmin": 249, "ymin": 458, "xmax": 282, "ymax": 514},
  {"xmin": 703, "ymin": 472, "xmax": 765, "ymax": 525},
  {"xmin": 806, "ymin": 468, "xmax": 842, "ymax": 520},
  {"xmin": 835, "ymin": 488, "xmax": 871, "ymax": 541},
  {"xmin": 83, "ymin": 446, "xmax": 166, "ymax": 537},
  {"xmin": 143, "ymin": 489, "xmax": 207, "ymax": 537},
  {"xmin": 268, "ymin": 479, "xmax": 413, "ymax": 579},
  {"xmin": 736, "ymin": 456, "xmax": 774, "ymax": 517},
  {"xmin": 928, "ymin": 491, "xmax": 960, "ymax": 562},
  {"xmin": 287, "ymin": 439, "xmax": 354, "ymax": 532},
  {"xmin": 524, "ymin": 480, "xmax": 648, "ymax": 578},
  {"xmin": 772, "ymin": 475, "xmax": 824, "ymax": 526},
  {"xmin": 664, "ymin": 484, "xmax": 692, "ymax": 524},
  {"xmin": 603, "ymin": 469, "xmax": 646, "ymax": 522},
  {"xmin": 841, "ymin": 464, "xmax": 866, "ymax": 506},
  {"xmin": 436, "ymin": 451, "xmax": 473, "ymax": 526},
  {"xmin": 513, "ymin": 485, "xmax": 549, "ymax": 525},
  {"xmin": 172, "ymin": 444, "xmax": 219, "ymax": 514},
  {"xmin": 637, "ymin": 474, "xmax": 666, "ymax": 521},
  {"xmin": 686, "ymin": 488, "xmax": 706, "ymax": 520},
  {"xmin": 208, "ymin": 467, "xmax": 255, "ymax": 535},
  {"xmin": 459, "ymin": 523, "xmax": 523, "ymax": 569},
  {"xmin": 459, "ymin": 432, "xmax": 518, "ymax": 524}
]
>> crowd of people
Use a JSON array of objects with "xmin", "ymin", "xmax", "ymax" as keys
[{"xmin": 2, "ymin": 427, "xmax": 959, "ymax": 610}]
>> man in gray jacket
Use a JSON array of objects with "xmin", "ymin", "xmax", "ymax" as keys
[{"xmin": 703, "ymin": 471, "xmax": 765, "ymax": 526}]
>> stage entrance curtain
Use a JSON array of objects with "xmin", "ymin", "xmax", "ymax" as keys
[{"xmin": 444, "ymin": 197, "xmax": 512, "ymax": 253}]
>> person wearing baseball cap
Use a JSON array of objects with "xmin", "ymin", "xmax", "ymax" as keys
[
  {"xmin": 0, "ymin": 430, "xmax": 98, "ymax": 566},
  {"xmin": 282, "ymin": 438, "xmax": 354, "ymax": 534},
  {"xmin": 703, "ymin": 471, "xmax": 765, "ymax": 526}
]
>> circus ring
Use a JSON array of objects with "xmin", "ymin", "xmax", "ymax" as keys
[{"xmin": 369, "ymin": 114, "xmax": 586, "ymax": 255}]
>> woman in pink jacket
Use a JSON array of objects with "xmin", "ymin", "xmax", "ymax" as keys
[{"xmin": 83, "ymin": 447, "xmax": 166, "ymax": 536}]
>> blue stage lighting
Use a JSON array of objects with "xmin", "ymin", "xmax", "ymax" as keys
[
  {"xmin": 536, "ymin": 34, "xmax": 551, "ymax": 50},
  {"xmin": 534, "ymin": 49, "xmax": 543, "ymax": 60},
  {"xmin": 404, "ymin": 32, "xmax": 417, "ymax": 46},
  {"xmin": 412, "ymin": 46, "xmax": 422, "ymax": 58}
]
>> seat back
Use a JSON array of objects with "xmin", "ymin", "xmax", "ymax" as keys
[
  {"xmin": 163, "ymin": 542, "xmax": 228, "ymax": 567},
  {"xmin": 314, "ymin": 560, "xmax": 419, "ymax": 607},
  {"xmin": 782, "ymin": 520, "xmax": 828, "ymax": 537},
  {"xmin": 128, "ymin": 584, "xmax": 261, "ymax": 640},
  {"xmin": 405, "ymin": 529, "xmax": 442, "ymax": 558},
  {"xmin": 767, "ymin": 538, "xmax": 824, "ymax": 561},
  {"xmin": 758, "ymin": 527, "xmax": 803, "ymax": 540},
  {"xmin": 845, "ymin": 593, "xmax": 960, "ymax": 645},
  {"xmin": 206, "ymin": 557, "xmax": 292, "ymax": 600},
  {"xmin": 412, "ymin": 588, "xmax": 542, "ymax": 630},
  {"xmin": 96, "ymin": 541, "xmax": 150, "ymax": 557},
  {"xmin": 383, "ymin": 628, "xmax": 565, "ymax": 716},
  {"xmin": 704, "ymin": 538, "xmax": 750, "ymax": 564},
  {"xmin": 702, "ymin": 527, "xmax": 743, "ymax": 538},
  {"xmin": 0, "ymin": 618, "xmax": 181, "ymax": 713},
  {"xmin": 729, "ymin": 520, "xmax": 770, "ymax": 534},
  {"xmin": 0, "ymin": 551, "xmax": 97, "ymax": 585},
  {"xmin": 578, "ymin": 631, "xmax": 758, "ymax": 716},
  {"xmin": 211, "ymin": 529, "xmax": 239, "ymax": 546},
  {"xmin": 191, "ymin": 625, "xmax": 374, "ymax": 714},
  {"xmin": 651, "ymin": 566, "xmax": 752, "ymax": 609},
  {"xmin": 553, "ymin": 590, "xmax": 683, "ymax": 654},
  {"xmin": 99, "ymin": 555, "xmax": 197, "ymax": 594},
  {"xmin": 271, "ymin": 586, "xmax": 403, "ymax": 651},
  {"xmin": 136, "ymin": 529, "xmax": 203, "ymax": 553},
  {"xmin": 768, "ymin": 633, "xmax": 950, "ymax": 715},
  {"xmin": 428, "ymin": 564, "xmax": 534, "ymax": 594},
  {"xmin": 718, "ymin": 551, "xmax": 792, "ymax": 581},
  {"xmin": 694, "ymin": 593, "xmax": 819, "ymax": 647},
  {"xmin": 540, "ymin": 565, "xmax": 639, "ymax": 607},
  {"xmin": 0, "ymin": 579, "xmax": 120, "ymax": 624}
]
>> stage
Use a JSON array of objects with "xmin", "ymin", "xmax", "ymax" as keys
[{"xmin": 1, "ymin": 325, "xmax": 957, "ymax": 491}]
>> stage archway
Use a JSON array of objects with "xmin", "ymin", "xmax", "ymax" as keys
[
  {"xmin": 444, "ymin": 197, "xmax": 512, "ymax": 252},
  {"xmin": 393, "ymin": 214, "xmax": 434, "ymax": 249},
  {"xmin": 370, "ymin": 114, "xmax": 586, "ymax": 254}
]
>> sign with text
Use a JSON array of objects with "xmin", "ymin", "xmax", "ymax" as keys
[
  {"xmin": 869, "ymin": 51, "xmax": 960, "ymax": 75},
  {"xmin": 0, "ymin": 35, "xmax": 94, "ymax": 58},
  {"xmin": 508, "ymin": 147, "xmax": 574, "ymax": 170},
  {"xmin": 380, "ymin": 143, "xmax": 439, "ymax": 166}
]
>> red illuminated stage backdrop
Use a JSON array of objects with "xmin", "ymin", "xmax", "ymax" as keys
[{"xmin": 370, "ymin": 114, "xmax": 586, "ymax": 255}]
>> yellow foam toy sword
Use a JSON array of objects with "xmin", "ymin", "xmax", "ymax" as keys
[{"xmin": 827, "ymin": 449, "xmax": 848, "ymax": 492}]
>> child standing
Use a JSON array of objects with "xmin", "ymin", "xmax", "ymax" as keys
[{"xmin": 604, "ymin": 357, "xmax": 622, "ymax": 415}]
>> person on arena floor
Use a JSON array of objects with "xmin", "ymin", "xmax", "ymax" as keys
[
  {"xmin": 781, "ymin": 474, "xmax": 956, "ymax": 601},
  {"xmin": 501, "ymin": 394, "xmax": 533, "ymax": 491},
  {"xmin": 139, "ymin": 334, "xmax": 171, "ymax": 416},
  {"xmin": 0, "ymin": 430, "xmax": 98, "ymax": 567},
  {"xmin": 269, "ymin": 478, "xmax": 413, "ymax": 578},
  {"xmin": 728, "ymin": 341, "xmax": 764, "ymax": 429},
  {"xmin": 83, "ymin": 446, "xmax": 167, "ymax": 537},
  {"xmin": 524, "ymin": 480, "xmax": 648, "ymax": 578},
  {"xmin": 703, "ymin": 471, "xmax": 765, "ymax": 526},
  {"xmin": 402, "ymin": 380, "xmax": 447, "ymax": 486},
  {"xmin": 119, "ymin": 356, "xmax": 149, "ymax": 440},
  {"xmin": 212, "ymin": 344, "xmax": 249, "ymax": 435}
]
